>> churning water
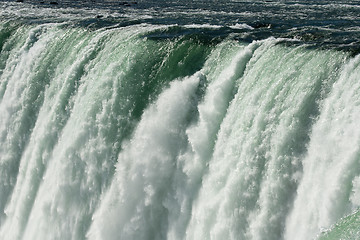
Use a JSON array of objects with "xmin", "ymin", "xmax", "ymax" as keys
[{"xmin": 0, "ymin": 0, "xmax": 360, "ymax": 239}]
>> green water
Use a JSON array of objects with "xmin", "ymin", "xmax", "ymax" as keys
[{"xmin": 319, "ymin": 209, "xmax": 360, "ymax": 240}]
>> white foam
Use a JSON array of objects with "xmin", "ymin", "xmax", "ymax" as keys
[{"xmin": 229, "ymin": 23, "xmax": 254, "ymax": 30}]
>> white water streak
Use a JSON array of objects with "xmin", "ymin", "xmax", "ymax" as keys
[
  {"xmin": 19, "ymin": 27, "xmax": 146, "ymax": 240},
  {"xmin": 186, "ymin": 41, "xmax": 346, "ymax": 240},
  {"xmin": 285, "ymin": 54, "xmax": 360, "ymax": 240},
  {"xmin": 0, "ymin": 26, "xmax": 103, "ymax": 240},
  {"xmin": 0, "ymin": 23, "xmax": 57, "ymax": 222},
  {"xmin": 88, "ymin": 73, "xmax": 201, "ymax": 240},
  {"xmin": 166, "ymin": 42, "xmax": 256, "ymax": 239}
]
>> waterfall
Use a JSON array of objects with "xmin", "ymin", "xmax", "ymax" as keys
[{"xmin": 0, "ymin": 20, "xmax": 358, "ymax": 240}]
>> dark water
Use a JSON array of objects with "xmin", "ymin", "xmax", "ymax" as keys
[{"xmin": 2, "ymin": 0, "xmax": 360, "ymax": 51}]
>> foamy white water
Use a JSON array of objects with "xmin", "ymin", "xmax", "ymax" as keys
[
  {"xmin": 285, "ymin": 54, "xmax": 360, "ymax": 240},
  {"xmin": 1, "ymin": 2, "xmax": 360, "ymax": 239}
]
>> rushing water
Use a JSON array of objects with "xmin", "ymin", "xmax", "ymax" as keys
[{"xmin": 0, "ymin": 1, "xmax": 360, "ymax": 239}]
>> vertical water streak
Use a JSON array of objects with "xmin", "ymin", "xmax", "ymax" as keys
[
  {"xmin": 0, "ymin": 23, "xmax": 59, "ymax": 223},
  {"xmin": 17, "ymin": 24, "xmax": 211, "ymax": 240},
  {"xmin": 0, "ymin": 26, "xmax": 106, "ymax": 240},
  {"xmin": 186, "ymin": 40, "xmax": 346, "ymax": 240},
  {"xmin": 186, "ymin": 40, "xmax": 278, "ymax": 240},
  {"xmin": 246, "ymin": 47, "xmax": 345, "ymax": 240},
  {"xmin": 88, "ymin": 73, "xmax": 202, "ymax": 240},
  {"xmin": 0, "ymin": 21, "xmax": 22, "ymax": 86},
  {"xmin": 19, "ymin": 26, "xmax": 153, "ymax": 240},
  {"xmin": 166, "ymin": 41, "xmax": 256, "ymax": 239},
  {"xmin": 285, "ymin": 54, "xmax": 360, "ymax": 240}
]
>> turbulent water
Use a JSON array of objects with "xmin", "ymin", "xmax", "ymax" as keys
[{"xmin": 1, "ymin": 0, "xmax": 360, "ymax": 239}]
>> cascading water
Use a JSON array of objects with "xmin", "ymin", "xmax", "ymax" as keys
[
  {"xmin": 1, "ymin": 1, "xmax": 360, "ymax": 239},
  {"xmin": 285, "ymin": 54, "xmax": 360, "ymax": 240}
]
